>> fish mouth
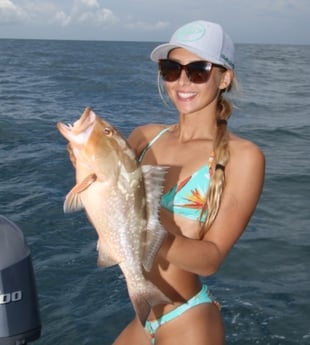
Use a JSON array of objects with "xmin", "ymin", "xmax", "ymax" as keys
[{"xmin": 57, "ymin": 107, "xmax": 96, "ymax": 145}]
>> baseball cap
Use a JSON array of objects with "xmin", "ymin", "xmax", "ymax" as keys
[{"xmin": 150, "ymin": 20, "xmax": 235, "ymax": 70}]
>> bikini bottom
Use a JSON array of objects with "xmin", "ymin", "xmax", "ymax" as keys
[{"xmin": 144, "ymin": 284, "xmax": 218, "ymax": 344}]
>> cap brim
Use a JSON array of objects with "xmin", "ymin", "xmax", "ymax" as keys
[
  {"xmin": 150, "ymin": 42, "xmax": 223, "ymax": 66},
  {"xmin": 150, "ymin": 43, "xmax": 181, "ymax": 61}
]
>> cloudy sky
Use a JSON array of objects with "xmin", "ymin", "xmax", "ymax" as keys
[{"xmin": 0, "ymin": 0, "xmax": 309, "ymax": 44}]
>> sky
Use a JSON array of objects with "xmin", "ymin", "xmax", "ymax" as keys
[{"xmin": 0, "ymin": 0, "xmax": 309, "ymax": 45}]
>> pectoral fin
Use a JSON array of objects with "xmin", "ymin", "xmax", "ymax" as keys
[{"xmin": 63, "ymin": 173, "xmax": 97, "ymax": 213}]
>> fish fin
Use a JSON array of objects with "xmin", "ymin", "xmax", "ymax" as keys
[
  {"xmin": 63, "ymin": 190, "xmax": 84, "ymax": 213},
  {"xmin": 142, "ymin": 225, "xmax": 167, "ymax": 272},
  {"xmin": 97, "ymin": 240, "xmax": 119, "ymax": 267},
  {"xmin": 63, "ymin": 174, "xmax": 97, "ymax": 213},
  {"xmin": 73, "ymin": 174, "xmax": 97, "ymax": 193},
  {"xmin": 141, "ymin": 165, "xmax": 168, "ymax": 272},
  {"xmin": 127, "ymin": 280, "xmax": 171, "ymax": 325}
]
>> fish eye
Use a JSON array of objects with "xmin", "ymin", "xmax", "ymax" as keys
[{"xmin": 103, "ymin": 127, "xmax": 113, "ymax": 136}]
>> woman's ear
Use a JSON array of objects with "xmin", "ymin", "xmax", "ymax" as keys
[{"xmin": 220, "ymin": 69, "xmax": 234, "ymax": 91}]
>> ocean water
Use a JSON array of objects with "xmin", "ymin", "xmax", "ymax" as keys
[{"xmin": 0, "ymin": 39, "xmax": 309, "ymax": 345}]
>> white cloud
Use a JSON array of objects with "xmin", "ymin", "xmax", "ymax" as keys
[
  {"xmin": 0, "ymin": 0, "xmax": 15, "ymax": 10},
  {"xmin": 55, "ymin": 0, "xmax": 119, "ymax": 27},
  {"xmin": 79, "ymin": 0, "xmax": 100, "ymax": 8},
  {"xmin": 0, "ymin": 0, "xmax": 118, "ymax": 27},
  {"xmin": 71, "ymin": 3, "xmax": 118, "ymax": 25},
  {"xmin": 0, "ymin": 0, "xmax": 27, "ymax": 22},
  {"xmin": 54, "ymin": 10, "xmax": 71, "ymax": 26},
  {"xmin": 94, "ymin": 8, "xmax": 118, "ymax": 24}
]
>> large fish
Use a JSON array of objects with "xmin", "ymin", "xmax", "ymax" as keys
[{"xmin": 57, "ymin": 107, "xmax": 170, "ymax": 324}]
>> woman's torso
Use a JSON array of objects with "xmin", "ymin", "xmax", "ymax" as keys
[{"xmin": 132, "ymin": 124, "xmax": 218, "ymax": 318}]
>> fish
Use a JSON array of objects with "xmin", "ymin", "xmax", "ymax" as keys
[{"xmin": 57, "ymin": 107, "xmax": 170, "ymax": 325}]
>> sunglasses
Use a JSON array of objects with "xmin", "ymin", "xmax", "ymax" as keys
[{"xmin": 158, "ymin": 59, "xmax": 216, "ymax": 84}]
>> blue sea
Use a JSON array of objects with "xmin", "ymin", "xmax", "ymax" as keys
[{"xmin": 0, "ymin": 39, "xmax": 309, "ymax": 345}]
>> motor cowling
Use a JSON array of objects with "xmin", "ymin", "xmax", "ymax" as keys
[{"xmin": 0, "ymin": 215, "xmax": 41, "ymax": 345}]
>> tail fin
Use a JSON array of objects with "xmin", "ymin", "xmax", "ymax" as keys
[{"xmin": 128, "ymin": 280, "xmax": 171, "ymax": 325}]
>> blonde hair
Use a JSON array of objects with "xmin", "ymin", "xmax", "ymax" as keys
[{"xmin": 199, "ymin": 91, "xmax": 233, "ymax": 238}]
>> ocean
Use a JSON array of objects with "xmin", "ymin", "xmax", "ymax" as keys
[{"xmin": 0, "ymin": 39, "xmax": 309, "ymax": 345}]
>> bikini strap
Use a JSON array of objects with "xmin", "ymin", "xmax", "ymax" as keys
[{"xmin": 138, "ymin": 127, "xmax": 170, "ymax": 163}]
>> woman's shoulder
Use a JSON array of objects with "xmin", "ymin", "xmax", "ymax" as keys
[
  {"xmin": 229, "ymin": 132, "xmax": 265, "ymax": 172},
  {"xmin": 230, "ymin": 133, "xmax": 264, "ymax": 155},
  {"xmin": 128, "ymin": 123, "xmax": 170, "ymax": 156}
]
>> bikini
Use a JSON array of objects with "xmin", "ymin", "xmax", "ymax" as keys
[
  {"xmin": 138, "ymin": 127, "xmax": 214, "ymax": 223},
  {"xmin": 145, "ymin": 285, "xmax": 214, "ymax": 344},
  {"xmin": 138, "ymin": 127, "xmax": 219, "ymax": 344}
]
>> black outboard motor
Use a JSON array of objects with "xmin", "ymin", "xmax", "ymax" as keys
[{"xmin": 0, "ymin": 215, "xmax": 41, "ymax": 344}]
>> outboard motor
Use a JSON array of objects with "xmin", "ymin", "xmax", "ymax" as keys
[{"xmin": 0, "ymin": 215, "xmax": 41, "ymax": 344}]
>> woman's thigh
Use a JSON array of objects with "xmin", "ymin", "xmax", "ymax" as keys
[
  {"xmin": 155, "ymin": 303, "xmax": 225, "ymax": 345},
  {"xmin": 112, "ymin": 317, "xmax": 151, "ymax": 345}
]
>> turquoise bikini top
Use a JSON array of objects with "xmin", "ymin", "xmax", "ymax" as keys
[{"xmin": 138, "ymin": 127, "xmax": 211, "ymax": 222}]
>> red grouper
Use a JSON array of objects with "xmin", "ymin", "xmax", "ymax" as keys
[{"xmin": 57, "ymin": 107, "xmax": 170, "ymax": 325}]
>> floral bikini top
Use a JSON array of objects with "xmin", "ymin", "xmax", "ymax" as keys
[{"xmin": 138, "ymin": 127, "xmax": 213, "ymax": 222}]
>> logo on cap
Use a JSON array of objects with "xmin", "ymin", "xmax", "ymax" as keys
[{"xmin": 176, "ymin": 23, "xmax": 205, "ymax": 43}]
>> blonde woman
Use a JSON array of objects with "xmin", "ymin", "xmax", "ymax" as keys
[{"xmin": 113, "ymin": 20, "xmax": 265, "ymax": 345}]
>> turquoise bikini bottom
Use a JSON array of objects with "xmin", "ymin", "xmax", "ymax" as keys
[{"xmin": 144, "ymin": 284, "xmax": 215, "ymax": 344}]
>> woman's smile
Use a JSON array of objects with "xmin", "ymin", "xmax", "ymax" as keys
[{"xmin": 177, "ymin": 91, "xmax": 197, "ymax": 101}]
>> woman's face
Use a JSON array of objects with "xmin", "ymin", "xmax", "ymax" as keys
[{"xmin": 164, "ymin": 48, "xmax": 233, "ymax": 116}]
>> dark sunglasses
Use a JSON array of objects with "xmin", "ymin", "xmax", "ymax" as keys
[{"xmin": 158, "ymin": 59, "xmax": 215, "ymax": 84}]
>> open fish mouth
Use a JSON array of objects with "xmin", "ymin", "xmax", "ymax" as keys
[{"xmin": 57, "ymin": 107, "xmax": 96, "ymax": 145}]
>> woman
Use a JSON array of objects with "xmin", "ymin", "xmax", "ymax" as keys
[{"xmin": 113, "ymin": 20, "xmax": 265, "ymax": 345}]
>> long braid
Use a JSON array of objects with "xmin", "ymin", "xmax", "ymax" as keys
[{"xmin": 200, "ymin": 93, "xmax": 232, "ymax": 238}]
